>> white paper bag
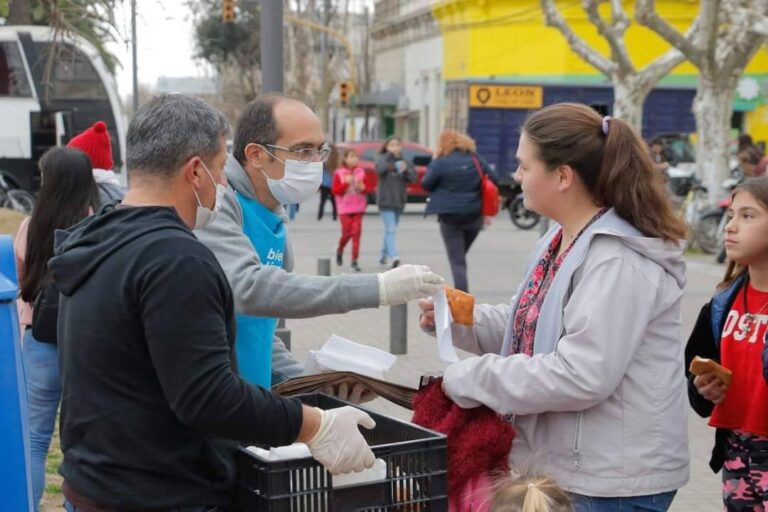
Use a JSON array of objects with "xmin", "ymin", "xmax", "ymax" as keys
[{"xmin": 434, "ymin": 289, "xmax": 460, "ymax": 363}]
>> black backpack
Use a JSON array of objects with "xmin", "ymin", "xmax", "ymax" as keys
[{"xmin": 31, "ymin": 281, "xmax": 59, "ymax": 344}]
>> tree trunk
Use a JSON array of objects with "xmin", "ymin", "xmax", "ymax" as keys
[
  {"xmin": 692, "ymin": 76, "xmax": 735, "ymax": 199},
  {"xmin": 611, "ymin": 79, "xmax": 647, "ymax": 134},
  {"xmin": 7, "ymin": 0, "xmax": 32, "ymax": 24}
]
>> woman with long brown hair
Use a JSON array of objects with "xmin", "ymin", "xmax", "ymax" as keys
[
  {"xmin": 422, "ymin": 129, "xmax": 497, "ymax": 292},
  {"xmin": 420, "ymin": 103, "xmax": 689, "ymax": 510}
]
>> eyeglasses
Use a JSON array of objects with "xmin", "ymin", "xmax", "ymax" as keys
[{"xmin": 262, "ymin": 143, "xmax": 332, "ymax": 164}]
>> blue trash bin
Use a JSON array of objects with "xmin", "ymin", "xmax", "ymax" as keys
[{"xmin": 0, "ymin": 234, "xmax": 32, "ymax": 511}]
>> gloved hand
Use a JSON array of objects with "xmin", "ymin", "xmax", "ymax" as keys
[
  {"xmin": 378, "ymin": 265, "xmax": 445, "ymax": 306},
  {"xmin": 323, "ymin": 382, "xmax": 378, "ymax": 404},
  {"xmin": 306, "ymin": 406, "xmax": 376, "ymax": 474}
]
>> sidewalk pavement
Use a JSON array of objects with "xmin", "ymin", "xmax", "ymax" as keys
[{"xmin": 288, "ymin": 198, "xmax": 725, "ymax": 511}]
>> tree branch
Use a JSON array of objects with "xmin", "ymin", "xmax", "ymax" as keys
[
  {"xmin": 719, "ymin": 0, "xmax": 768, "ymax": 74},
  {"xmin": 540, "ymin": 0, "xmax": 615, "ymax": 75},
  {"xmin": 701, "ymin": 0, "xmax": 720, "ymax": 72},
  {"xmin": 583, "ymin": 0, "xmax": 634, "ymax": 75},
  {"xmin": 635, "ymin": 0, "xmax": 702, "ymax": 66},
  {"xmin": 635, "ymin": 46, "xmax": 685, "ymax": 94}
]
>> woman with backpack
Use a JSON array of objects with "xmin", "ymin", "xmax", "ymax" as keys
[
  {"xmin": 422, "ymin": 129, "xmax": 497, "ymax": 292},
  {"xmin": 15, "ymin": 147, "xmax": 98, "ymax": 510}
]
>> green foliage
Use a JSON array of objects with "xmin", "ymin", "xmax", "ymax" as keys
[
  {"xmin": 192, "ymin": 0, "xmax": 260, "ymax": 72},
  {"xmin": 6, "ymin": 0, "xmax": 121, "ymax": 74}
]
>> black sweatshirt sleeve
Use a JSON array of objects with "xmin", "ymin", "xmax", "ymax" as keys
[
  {"xmin": 684, "ymin": 301, "xmax": 718, "ymax": 418},
  {"xmin": 138, "ymin": 251, "xmax": 303, "ymax": 446}
]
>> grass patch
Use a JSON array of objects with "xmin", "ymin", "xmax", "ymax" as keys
[
  {"xmin": 0, "ymin": 207, "xmax": 27, "ymax": 236},
  {"xmin": 44, "ymin": 416, "xmax": 62, "ymax": 496}
]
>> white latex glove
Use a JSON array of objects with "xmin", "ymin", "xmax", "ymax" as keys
[
  {"xmin": 378, "ymin": 265, "xmax": 445, "ymax": 306},
  {"xmin": 306, "ymin": 406, "xmax": 376, "ymax": 474}
]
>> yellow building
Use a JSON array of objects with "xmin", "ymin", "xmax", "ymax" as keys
[{"xmin": 433, "ymin": 0, "xmax": 768, "ymax": 141}]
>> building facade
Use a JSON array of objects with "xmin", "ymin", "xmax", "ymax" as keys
[
  {"xmin": 373, "ymin": 0, "xmax": 768, "ymax": 178},
  {"xmin": 371, "ymin": 0, "xmax": 443, "ymax": 148}
]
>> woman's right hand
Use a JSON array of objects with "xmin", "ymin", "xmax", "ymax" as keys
[
  {"xmin": 694, "ymin": 372, "xmax": 728, "ymax": 404},
  {"xmin": 418, "ymin": 298, "xmax": 436, "ymax": 332}
]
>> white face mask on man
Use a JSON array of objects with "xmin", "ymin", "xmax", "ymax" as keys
[
  {"xmin": 260, "ymin": 155, "xmax": 323, "ymax": 205},
  {"xmin": 193, "ymin": 160, "xmax": 227, "ymax": 230}
]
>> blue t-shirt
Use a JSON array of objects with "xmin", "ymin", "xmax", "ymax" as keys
[{"xmin": 234, "ymin": 192, "xmax": 286, "ymax": 388}]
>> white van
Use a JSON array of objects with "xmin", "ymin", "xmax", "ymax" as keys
[{"xmin": 0, "ymin": 26, "xmax": 126, "ymax": 193}]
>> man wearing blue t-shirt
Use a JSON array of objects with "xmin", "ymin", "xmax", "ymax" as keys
[{"xmin": 195, "ymin": 94, "xmax": 444, "ymax": 389}]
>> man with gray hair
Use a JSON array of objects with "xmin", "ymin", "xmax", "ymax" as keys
[
  {"xmin": 50, "ymin": 95, "xmax": 376, "ymax": 510},
  {"xmin": 196, "ymin": 93, "xmax": 444, "ymax": 390}
]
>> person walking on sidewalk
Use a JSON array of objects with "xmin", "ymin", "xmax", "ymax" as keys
[
  {"xmin": 50, "ymin": 95, "xmax": 377, "ymax": 511},
  {"xmin": 15, "ymin": 147, "xmax": 99, "ymax": 511},
  {"xmin": 422, "ymin": 129, "xmax": 497, "ymax": 292},
  {"xmin": 195, "ymin": 94, "xmax": 444, "ymax": 389},
  {"xmin": 376, "ymin": 136, "xmax": 416, "ymax": 268},
  {"xmin": 318, "ymin": 144, "xmax": 338, "ymax": 220},
  {"xmin": 333, "ymin": 148, "xmax": 367, "ymax": 272},
  {"xmin": 419, "ymin": 103, "xmax": 690, "ymax": 511}
]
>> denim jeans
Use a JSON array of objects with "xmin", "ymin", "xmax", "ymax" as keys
[
  {"xmin": 380, "ymin": 208, "xmax": 401, "ymax": 260},
  {"xmin": 22, "ymin": 329, "xmax": 62, "ymax": 512},
  {"xmin": 571, "ymin": 490, "xmax": 677, "ymax": 512}
]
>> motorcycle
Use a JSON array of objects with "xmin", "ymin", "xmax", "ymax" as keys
[
  {"xmin": 0, "ymin": 171, "xmax": 35, "ymax": 214},
  {"xmin": 667, "ymin": 166, "xmax": 711, "ymax": 249},
  {"xmin": 693, "ymin": 176, "xmax": 739, "ymax": 258},
  {"xmin": 501, "ymin": 181, "xmax": 540, "ymax": 230}
]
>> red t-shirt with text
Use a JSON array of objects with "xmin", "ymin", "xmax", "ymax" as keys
[{"xmin": 710, "ymin": 283, "xmax": 768, "ymax": 436}]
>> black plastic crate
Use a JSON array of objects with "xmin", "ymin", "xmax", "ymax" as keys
[{"xmin": 236, "ymin": 394, "xmax": 447, "ymax": 511}]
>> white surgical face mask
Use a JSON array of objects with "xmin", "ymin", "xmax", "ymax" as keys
[
  {"xmin": 261, "ymin": 158, "xmax": 323, "ymax": 205},
  {"xmin": 193, "ymin": 161, "xmax": 226, "ymax": 230}
]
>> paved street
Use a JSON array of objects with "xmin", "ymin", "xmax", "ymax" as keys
[{"xmin": 286, "ymin": 197, "xmax": 726, "ymax": 511}]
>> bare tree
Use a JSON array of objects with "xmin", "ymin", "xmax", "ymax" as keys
[
  {"xmin": 637, "ymin": 0, "xmax": 768, "ymax": 194},
  {"xmin": 541, "ymin": 0, "xmax": 693, "ymax": 132}
]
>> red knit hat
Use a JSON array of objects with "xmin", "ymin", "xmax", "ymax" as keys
[{"xmin": 67, "ymin": 121, "xmax": 114, "ymax": 170}]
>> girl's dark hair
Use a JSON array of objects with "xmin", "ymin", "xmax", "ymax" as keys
[
  {"xmin": 719, "ymin": 177, "xmax": 768, "ymax": 289},
  {"xmin": 379, "ymin": 136, "xmax": 401, "ymax": 154},
  {"xmin": 523, "ymin": 103, "xmax": 686, "ymax": 242},
  {"xmin": 20, "ymin": 147, "xmax": 98, "ymax": 302}
]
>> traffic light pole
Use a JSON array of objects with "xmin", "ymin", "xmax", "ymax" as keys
[{"xmin": 261, "ymin": 0, "xmax": 284, "ymax": 93}]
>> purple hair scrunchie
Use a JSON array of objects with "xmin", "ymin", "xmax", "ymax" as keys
[{"xmin": 602, "ymin": 116, "xmax": 611, "ymax": 135}]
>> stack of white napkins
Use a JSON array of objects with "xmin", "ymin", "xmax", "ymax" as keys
[
  {"xmin": 244, "ymin": 444, "xmax": 387, "ymax": 487},
  {"xmin": 304, "ymin": 335, "xmax": 397, "ymax": 379}
]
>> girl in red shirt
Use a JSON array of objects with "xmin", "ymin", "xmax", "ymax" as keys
[
  {"xmin": 686, "ymin": 177, "xmax": 768, "ymax": 511},
  {"xmin": 333, "ymin": 149, "xmax": 368, "ymax": 272}
]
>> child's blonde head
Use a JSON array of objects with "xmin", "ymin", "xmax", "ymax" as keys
[{"xmin": 491, "ymin": 473, "xmax": 571, "ymax": 512}]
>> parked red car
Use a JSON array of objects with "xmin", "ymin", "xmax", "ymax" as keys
[{"xmin": 336, "ymin": 140, "xmax": 433, "ymax": 203}]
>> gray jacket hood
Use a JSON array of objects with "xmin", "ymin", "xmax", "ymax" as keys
[{"xmin": 574, "ymin": 213, "xmax": 687, "ymax": 289}]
